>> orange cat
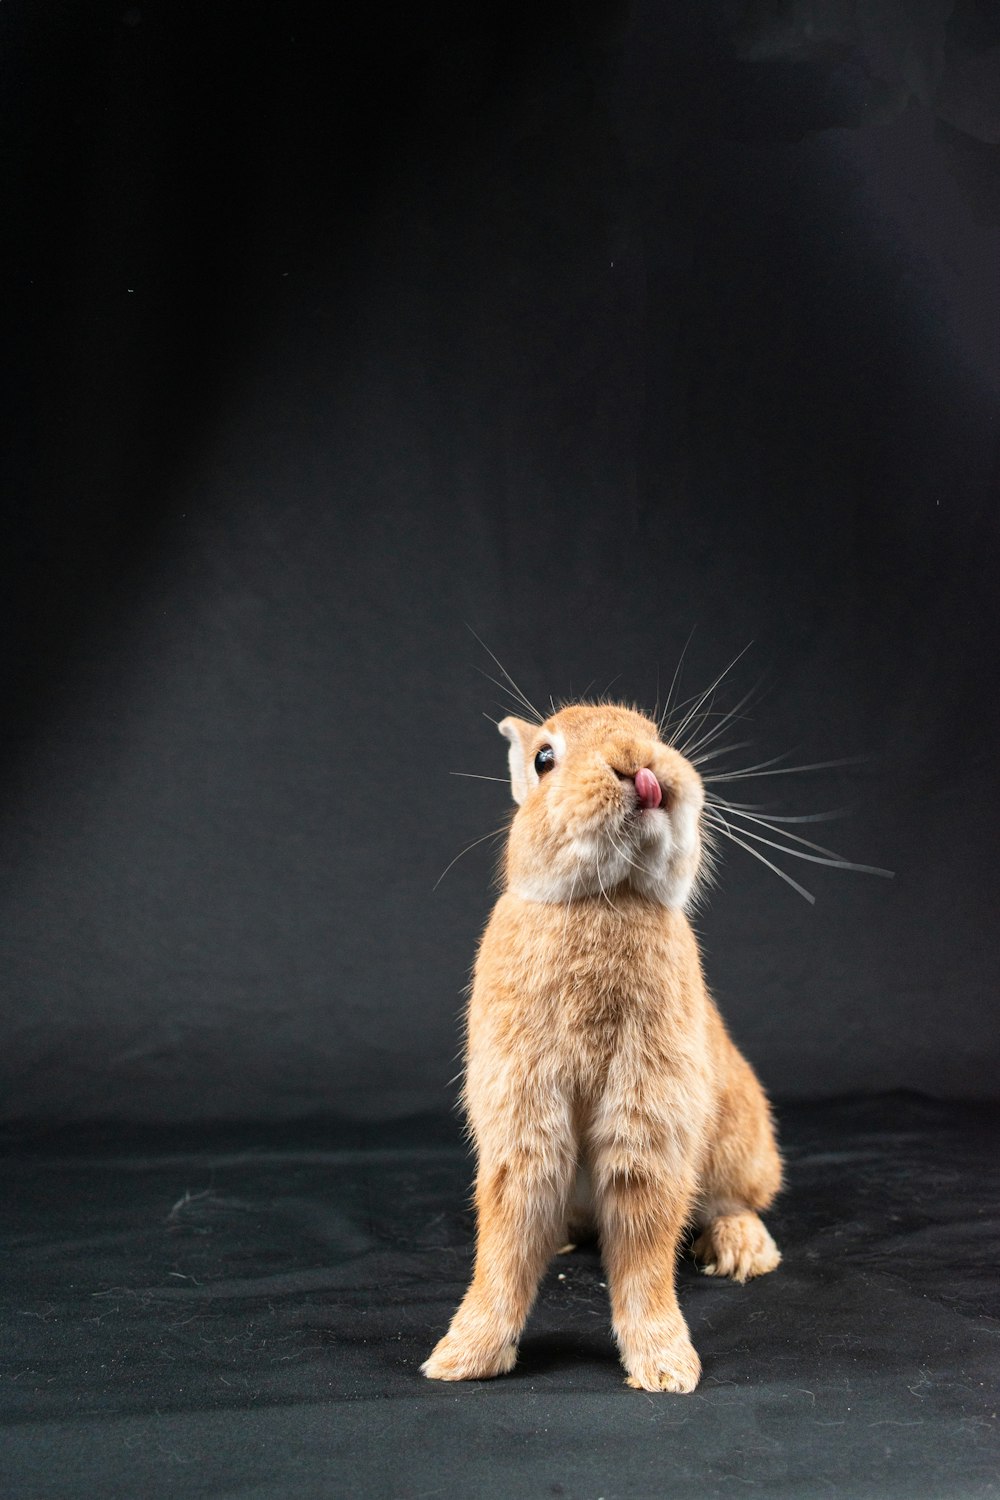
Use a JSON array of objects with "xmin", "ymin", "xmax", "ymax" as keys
[{"xmin": 422, "ymin": 703, "xmax": 782, "ymax": 1393}]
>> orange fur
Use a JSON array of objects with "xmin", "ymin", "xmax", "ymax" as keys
[{"xmin": 422, "ymin": 704, "xmax": 782, "ymax": 1392}]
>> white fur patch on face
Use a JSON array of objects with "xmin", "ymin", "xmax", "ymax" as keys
[
  {"xmin": 512, "ymin": 824, "xmax": 635, "ymax": 905},
  {"xmin": 653, "ymin": 797, "xmax": 701, "ymax": 909},
  {"xmin": 511, "ymin": 786, "xmax": 703, "ymax": 911},
  {"xmin": 509, "ymin": 768, "xmax": 704, "ymax": 906}
]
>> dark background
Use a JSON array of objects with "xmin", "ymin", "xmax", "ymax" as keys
[{"xmin": 2, "ymin": 0, "xmax": 998, "ymax": 1125}]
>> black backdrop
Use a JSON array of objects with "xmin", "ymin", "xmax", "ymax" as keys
[{"xmin": 3, "ymin": 0, "xmax": 998, "ymax": 1125}]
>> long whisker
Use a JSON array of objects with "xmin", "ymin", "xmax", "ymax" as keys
[
  {"xmin": 708, "ymin": 801, "xmax": 850, "ymax": 851},
  {"xmin": 474, "ymin": 667, "xmax": 542, "ymax": 724},
  {"xmin": 678, "ymin": 678, "xmax": 763, "ymax": 761},
  {"xmin": 708, "ymin": 799, "xmax": 850, "ymax": 822},
  {"xmin": 704, "ymin": 811, "xmax": 892, "ymax": 877},
  {"xmin": 434, "ymin": 824, "xmax": 510, "ymax": 890},
  {"xmin": 703, "ymin": 748, "xmax": 799, "ymax": 779},
  {"xmin": 705, "ymin": 755, "xmax": 868, "ymax": 784},
  {"xmin": 706, "ymin": 809, "xmax": 816, "ymax": 904},
  {"xmin": 659, "ymin": 626, "xmax": 697, "ymax": 735},
  {"xmin": 667, "ymin": 687, "xmax": 720, "ymax": 749},
  {"xmin": 449, "ymin": 771, "xmax": 509, "ymax": 783},
  {"xmin": 466, "ymin": 627, "xmax": 542, "ymax": 723},
  {"xmin": 666, "ymin": 642, "xmax": 754, "ymax": 747},
  {"xmin": 708, "ymin": 802, "xmax": 891, "ymax": 870},
  {"xmin": 688, "ymin": 739, "xmax": 756, "ymax": 769}
]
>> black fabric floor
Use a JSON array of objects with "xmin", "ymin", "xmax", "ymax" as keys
[{"xmin": 3, "ymin": 1096, "xmax": 998, "ymax": 1499}]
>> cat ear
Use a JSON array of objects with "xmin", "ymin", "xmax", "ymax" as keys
[{"xmin": 497, "ymin": 717, "xmax": 534, "ymax": 805}]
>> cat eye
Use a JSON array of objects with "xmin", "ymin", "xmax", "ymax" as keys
[{"xmin": 534, "ymin": 745, "xmax": 556, "ymax": 775}]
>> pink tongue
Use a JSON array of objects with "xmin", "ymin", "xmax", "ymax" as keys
[{"xmin": 634, "ymin": 768, "xmax": 662, "ymax": 810}]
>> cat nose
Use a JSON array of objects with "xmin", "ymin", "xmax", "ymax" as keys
[{"xmin": 634, "ymin": 768, "xmax": 663, "ymax": 810}]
